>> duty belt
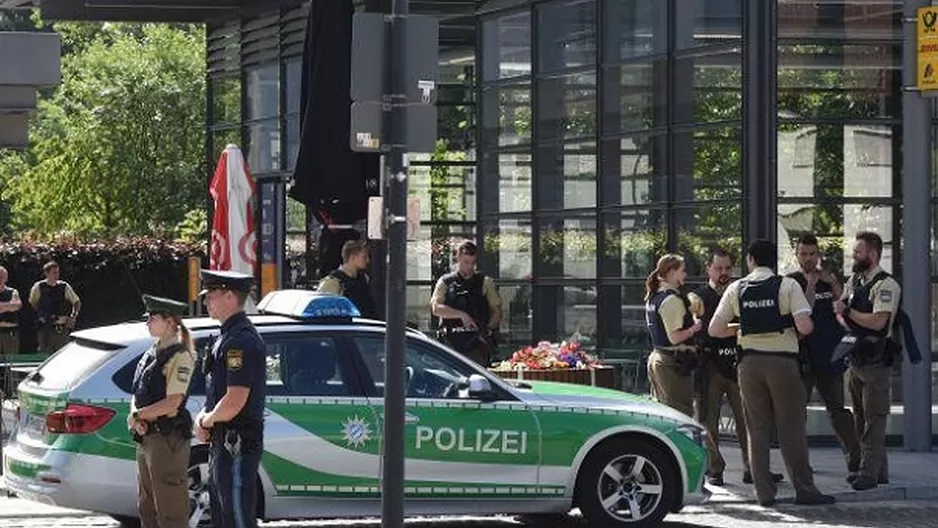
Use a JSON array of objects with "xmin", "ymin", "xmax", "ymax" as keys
[
  {"xmin": 654, "ymin": 348, "xmax": 695, "ymax": 357},
  {"xmin": 739, "ymin": 349, "xmax": 799, "ymax": 360}
]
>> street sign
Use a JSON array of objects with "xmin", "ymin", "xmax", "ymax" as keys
[
  {"xmin": 350, "ymin": 12, "xmax": 439, "ymax": 153},
  {"xmin": 917, "ymin": 7, "xmax": 938, "ymax": 91}
]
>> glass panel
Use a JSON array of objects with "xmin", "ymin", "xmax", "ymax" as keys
[
  {"xmin": 409, "ymin": 157, "xmax": 476, "ymax": 224},
  {"xmin": 481, "ymin": 84, "xmax": 532, "ymax": 147},
  {"xmin": 603, "ymin": 0, "xmax": 668, "ymax": 62},
  {"xmin": 481, "ymin": 11, "xmax": 531, "ymax": 81},
  {"xmin": 407, "ymin": 224, "xmax": 476, "ymax": 282},
  {"xmin": 602, "ymin": 209, "xmax": 666, "ymax": 278},
  {"xmin": 245, "ymin": 119, "xmax": 281, "ymax": 173},
  {"xmin": 778, "ymin": 0, "xmax": 901, "ymax": 40},
  {"xmin": 776, "ymin": 203, "xmax": 895, "ymax": 276},
  {"xmin": 286, "ymin": 197, "xmax": 305, "ymax": 232},
  {"xmin": 778, "ymin": 124, "xmax": 897, "ymax": 200},
  {"xmin": 673, "ymin": 48, "xmax": 743, "ymax": 125},
  {"xmin": 601, "ymin": 133, "xmax": 667, "ymax": 207},
  {"xmin": 602, "ymin": 59, "xmax": 667, "ymax": 134},
  {"xmin": 537, "ymin": 72, "xmax": 597, "ymax": 141},
  {"xmin": 276, "ymin": 337, "xmax": 349, "ymax": 396},
  {"xmin": 285, "ymin": 114, "xmax": 300, "ymax": 171},
  {"xmin": 285, "ymin": 59, "xmax": 302, "ymax": 115},
  {"xmin": 673, "ymin": 0, "xmax": 742, "ymax": 50},
  {"xmin": 496, "ymin": 283, "xmax": 534, "ymax": 355},
  {"xmin": 245, "ymin": 64, "xmax": 280, "ymax": 121},
  {"xmin": 777, "ymin": 44, "xmax": 901, "ymax": 120},
  {"xmin": 674, "ymin": 202, "xmax": 744, "ymax": 277},
  {"xmin": 538, "ymin": 216, "xmax": 598, "ymax": 279},
  {"xmin": 406, "ymin": 285, "xmax": 433, "ymax": 334},
  {"xmin": 211, "ymin": 127, "xmax": 241, "ymax": 160},
  {"xmin": 537, "ymin": 0, "xmax": 597, "ymax": 73},
  {"xmin": 211, "ymin": 76, "xmax": 242, "ymax": 125},
  {"xmin": 534, "ymin": 284, "xmax": 598, "ymax": 345},
  {"xmin": 535, "ymin": 141, "xmax": 597, "ymax": 210},
  {"xmin": 778, "ymin": 231, "xmax": 850, "ymax": 277},
  {"xmin": 483, "ymin": 218, "xmax": 532, "ymax": 280},
  {"xmin": 439, "ymin": 101, "xmax": 475, "ymax": 152},
  {"xmin": 484, "ymin": 152, "xmax": 531, "ymax": 214},
  {"xmin": 673, "ymin": 126, "xmax": 742, "ymax": 201}
]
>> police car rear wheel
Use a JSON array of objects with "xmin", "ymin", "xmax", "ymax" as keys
[
  {"xmin": 188, "ymin": 447, "xmax": 211, "ymax": 527},
  {"xmin": 576, "ymin": 438, "xmax": 676, "ymax": 527}
]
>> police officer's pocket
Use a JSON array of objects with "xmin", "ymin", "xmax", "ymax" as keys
[{"xmin": 673, "ymin": 354, "xmax": 698, "ymax": 377}]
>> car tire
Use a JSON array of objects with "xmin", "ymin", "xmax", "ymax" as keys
[
  {"xmin": 110, "ymin": 515, "xmax": 140, "ymax": 528},
  {"xmin": 189, "ymin": 445, "xmax": 212, "ymax": 528},
  {"xmin": 575, "ymin": 438, "xmax": 677, "ymax": 528}
]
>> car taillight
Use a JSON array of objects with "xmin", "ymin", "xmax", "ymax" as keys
[{"xmin": 46, "ymin": 403, "xmax": 116, "ymax": 434}]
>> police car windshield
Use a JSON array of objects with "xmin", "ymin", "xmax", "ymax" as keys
[{"xmin": 30, "ymin": 340, "xmax": 121, "ymax": 391}]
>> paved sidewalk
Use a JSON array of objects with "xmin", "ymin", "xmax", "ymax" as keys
[{"xmin": 706, "ymin": 442, "xmax": 938, "ymax": 504}]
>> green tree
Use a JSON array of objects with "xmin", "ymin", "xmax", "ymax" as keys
[{"xmin": 0, "ymin": 22, "xmax": 206, "ymax": 238}]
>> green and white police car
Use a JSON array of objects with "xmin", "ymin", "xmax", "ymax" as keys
[{"xmin": 3, "ymin": 290, "xmax": 709, "ymax": 528}]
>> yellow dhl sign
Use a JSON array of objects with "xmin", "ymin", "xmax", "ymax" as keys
[{"xmin": 917, "ymin": 7, "xmax": 938, "ymax": 90}]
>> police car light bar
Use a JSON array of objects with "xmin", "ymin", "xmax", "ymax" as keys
[{"xmin": 257, "ymin": 290, "xmax": 361, "ymax": 319}]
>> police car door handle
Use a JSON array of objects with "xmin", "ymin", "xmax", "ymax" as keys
[{"xmin": 404, "ymin": 412, "xmax": 419, "ymax": 425}]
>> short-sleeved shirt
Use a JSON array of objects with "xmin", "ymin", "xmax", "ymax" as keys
[
  {"xmin": 29, "ymin": 281, "xmax": 80, "ymax": 307},
  {"xmin": 430, "ymin": 273, "xmax": 501, "ymax": 314},
  {"xmin": 713, "ymin": 267, "xmax": 811, "ymax": 353},
  {"xmin": 317, "ymin": 275, "xmax": 342, "ymax": 295},
  {"xmin": 205, "ymin": 311, "xmax": 266, "ymax": 429},
  {"xmin": 841, "ymin": 265, "xmax": 901, "ymax": 339},
  {"xmin": 163, "ymin": 348, "xmax": 195, "ymax": 396}
]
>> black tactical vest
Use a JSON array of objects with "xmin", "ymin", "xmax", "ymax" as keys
[
  {"xmin": 738, "ymin": 275, "xmax": 794, "ymax": 336},
  {"xmin": 692, "ymin": 284, "xmax": 738, "ymax": 378},
  {"xmin": 646, "ymin": 290, "xmax": 694, "ymax": 349},
  {"xmin": 330, "ymin": 269, "xmax": 378, "ymax": 319},
  {"xmin": 846, "ymin": 271, "xmax": 892, "ymax": 339},
  {"xmin": 132, "ymin": 343, "xmax": 190, "ymax": 411},
  {"xmin": 0, "ymin": 287, "xmax": 18, "ymax": 324},
  {"xmin": 440, "ymin": 272, "xmax": 491, "ymax": 330},
  {"xmin": 789, "ymin": 271, "xmax": 845, "ymax": 371},
  {"xmin": 37, "ymin": 282, "xmax": 70, "ymax": 318}
]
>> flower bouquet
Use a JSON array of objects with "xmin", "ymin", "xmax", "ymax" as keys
[{"xmin": 492, "ymin": 340, "xmax": 602, "ymax": 371}]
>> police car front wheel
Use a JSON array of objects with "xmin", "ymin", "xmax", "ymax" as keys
[{"xmin": 575, "ymin": 438, "xmax": 677, "ymax": 527}]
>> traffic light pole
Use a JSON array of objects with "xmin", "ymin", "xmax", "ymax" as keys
[{"xmin": 381, "ymin": 0, "xmax": 409, "ymax": 526}]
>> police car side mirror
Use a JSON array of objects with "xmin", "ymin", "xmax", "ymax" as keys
[{"xmin": 467, "ymin": 374, "xmax": 496, "ymax": 401}]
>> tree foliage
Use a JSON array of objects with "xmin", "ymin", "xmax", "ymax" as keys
[{"xmin": 0, "ymin": 22, "xmax": 206, "ymax": 238}]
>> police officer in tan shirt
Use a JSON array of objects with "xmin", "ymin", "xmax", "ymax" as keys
[
  {"xmin": 644, "ymin": 254, "xmax": 702, "ymax": 418},
  {"xmin": 709, "ymin": 239, "xmax": 834, "ymax": 507},
  {"xmin": 834, "ymin": 231, "xmax": 901, "ymax": 491}
]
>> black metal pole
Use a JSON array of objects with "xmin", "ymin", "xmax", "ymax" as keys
[{"xmin": 381, "ymin": 0, "xmax": 408, "ymax": 525}]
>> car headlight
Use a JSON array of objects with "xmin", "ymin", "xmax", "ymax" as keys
[{"xmin": 675, "ymin": 424, "xmax": 706, "ymax": 447}]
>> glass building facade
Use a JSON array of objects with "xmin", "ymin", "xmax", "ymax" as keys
[{"xmin": 205, "ymin": 1, "xmax": 935, "ymax": 412}]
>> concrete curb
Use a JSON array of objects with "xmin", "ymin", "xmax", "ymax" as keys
[{"xmin": 707, "ymin": 484, "xmax": 938, "ymax": 505}]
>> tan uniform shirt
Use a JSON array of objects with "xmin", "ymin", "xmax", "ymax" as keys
[
  {"xmin": 841, "ymin": 265, "xmax": 901, "ymax": 339},
  {"xmin": 652, "ymin": 283, "xmax": 696, "ymax": 351},
  {"xmin": 431, "ymin": 273, "xmax": 501, "ymax": 320},
  {"xmin": 162, "ymin": 346, "xmax": 195, "ymax": 417},
  {"xmin": 29, "ymin": 281, "xmax": 80, "ymax": 322},
  {"xmin": 317, "ymin": 266, "xmax": 359, "ymax": 295},
  {"xmin": 714, "ymin": 267, "xmax": 811, "ymax": 353}
]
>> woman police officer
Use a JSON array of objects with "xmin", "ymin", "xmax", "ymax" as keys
[
  {"xmin": 644, "ymin": 254, "xmax": 704, "ymax": 417},
  {"xmin": 128, "ymin": 295, "xmax": 196, "ymax": 528}
]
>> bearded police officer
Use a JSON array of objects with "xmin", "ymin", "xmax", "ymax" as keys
[
  {"xmin": 129, "ymin": 295, "xmax": 195, "ymax": 528},
  {"xmin": 431, "ymin": 240, "xmax": 501, "ymax": 366},
  {"xmin": 710, "ymin": 239, "xmax": 834, "ymax": 507},
  {"xmin": 317, "ymin": 239, "xmax": 378, "ymax": 319},
  {"xmin": 193, "ymin": 270, "xmax": 266, "ymax": 528},
  {"xmin": 789, "ymin": 234, "xmax": 861, "ymax": 479},
  {"xmin": 833, "ymin": 231, "xmax": 900, "ymax": 491},
  {"xmin": 644, "ymin": 254, "xmax": 702, "ymax": 418},
  {"xmin": 689, "ymin": 249, "xmax": 783, "ymax": 487}
]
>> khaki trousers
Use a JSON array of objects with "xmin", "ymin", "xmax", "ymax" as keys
[
  {"xmin": 848, "ymin": 363, "xmax": 891, "ymax": 480},
  {"xmin": 738, "ymin": 353, "xmax": 819, "ymax": 502},
  {"xmin": 648, "ymin": 350, "xmax": 695, "ymax": 418},
  {"xmin": 804, "ymin": 368, "xmax": 861, "ymax": 472},
  {"xmin": 137, "ymin": 433, "xmax": 190, "ymax": 528},
  {"xmin": 0, "ymin": 329, "xmax": 18, "ymax": 355},
  {"xmin": 37, "ymin": 325, "xmax": 69, "ymax": 355},
  {"xmin": 700, "ymin": 362, "xmax": 750, "ymax": 475}
]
